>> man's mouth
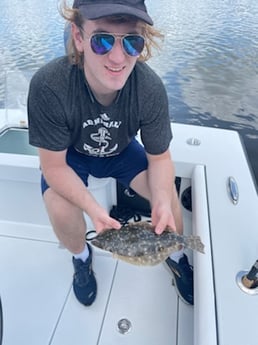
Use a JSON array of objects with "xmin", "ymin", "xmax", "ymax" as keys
[{"xmin": 106, "ymin": 66, "xmax": 125, "ymax": 73}]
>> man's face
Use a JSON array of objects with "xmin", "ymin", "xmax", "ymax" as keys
[{"xmin": 72, "ymin": 17, "xmax": 143, "ymax": 100}]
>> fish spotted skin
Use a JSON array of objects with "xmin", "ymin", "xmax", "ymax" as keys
[{"xmin": 91, "ymin": 221, "xmax": 204, "ymax": 266}]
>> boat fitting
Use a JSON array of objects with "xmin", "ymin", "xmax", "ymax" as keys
[
  {"xmin": 117, "ymin": 318, "xmax": 132, "ymax": 334},
  {"xmin": 186, "ymin": 137, "xmax": 201, "ymax": 146},
  {"xmin": 236, "ymin": 260, "xmax": 258, "ymax": 295},
  {"xmin": 227, "ymin": 176, "xmax": 239, "ymax": 204}
]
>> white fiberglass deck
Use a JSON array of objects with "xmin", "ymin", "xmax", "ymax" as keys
[
  {"xmin": 0, "ymin": 120, "xmax": 258, "ymax": 344},
  {"xmin": 0, "ymin": 209, "xmax": 193, "ymax": 345}
]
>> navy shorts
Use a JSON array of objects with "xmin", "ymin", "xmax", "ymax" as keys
[{"xmin": 41, "ymin": 138, "xmax": 148, "ymax": 194}]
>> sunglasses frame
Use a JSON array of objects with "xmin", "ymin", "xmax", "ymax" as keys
[{"xmin": 82, "ymin": 31, "xmax": 145, "ymax": 57}]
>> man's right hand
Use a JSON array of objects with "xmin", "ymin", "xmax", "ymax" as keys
[{"xmin": 88, "ymin": 204, "xmax": 121, "ymax": 233}]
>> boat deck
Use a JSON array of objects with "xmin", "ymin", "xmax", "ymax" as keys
[
  {"xmin": 0, "ymin": 202, "xmax": 193, "ymax": 345},
  {"xmin": 1, "ymin": 119, "xmax": 258, "ymax": 344}
]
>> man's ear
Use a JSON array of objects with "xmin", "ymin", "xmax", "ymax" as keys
[{"xmin": 71, "ymin": 23, "xmax": 84, "ymax": 53}]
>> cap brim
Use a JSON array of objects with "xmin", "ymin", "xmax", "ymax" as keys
[{"xmin": 79, "ymin": 4, "xmax": 153, "ymax": 25}]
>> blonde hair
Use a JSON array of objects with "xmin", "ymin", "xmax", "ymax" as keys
[{"xmin": 59, "ymin": 0, "xmax": 164, "ymax": 68}]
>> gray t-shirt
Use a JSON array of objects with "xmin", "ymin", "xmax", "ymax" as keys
[{"xmin": 28, "ymin": 56, "xmax": 172, "ymax": 157}]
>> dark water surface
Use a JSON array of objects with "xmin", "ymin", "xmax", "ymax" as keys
[{"xmin": 1, "ymin": 0, "xmax": 258, "ymax": 184}]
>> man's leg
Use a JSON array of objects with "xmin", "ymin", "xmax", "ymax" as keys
[
  {"xmin": 130, "ymin": 170, "xmax": 183, "ymax": 234},
  {"xmin": 130, "ymin": 170, "xmax": 194, "ymax": 305},
  {"xmin": 44, "ymin": 188, "xmax": 86, "ymax": 253},
  {"xmin": 44, "ymin": 188, "xmax": 97, "ymax": 306}
]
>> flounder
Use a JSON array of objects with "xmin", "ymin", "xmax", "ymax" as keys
[{"xmin": 91, "ymin": 221, "xmax": 204, "ymax": 266}]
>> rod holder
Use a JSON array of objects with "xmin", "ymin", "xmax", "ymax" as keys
[{"xmin": 236, "ymin": 260, "xmax": 258, "ymax": 295}]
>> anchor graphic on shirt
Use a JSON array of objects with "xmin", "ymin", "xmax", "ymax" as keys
[{"xmin": 83, "ymin": 127, "xmax": 118, "ymax": 156}]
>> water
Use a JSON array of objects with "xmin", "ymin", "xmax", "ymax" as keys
[{"xmin": 1, "ymin": 0, "xmax": 258, "ymax": 183}]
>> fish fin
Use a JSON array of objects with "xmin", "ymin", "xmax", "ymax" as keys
[
  {"xmin": 113, "ymin": 253, "xmax": 165, "ymax": 266},
  {"xmin": 184, "ymin": 235, "xmax": 205, "ymax": 253}
]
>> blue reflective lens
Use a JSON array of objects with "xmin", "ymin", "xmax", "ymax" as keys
[
  {"xmin": 122, "ymin": 35, "xmax": 145, "ymax": 56},
  {"xmin": 90, "ymin": 33, "xmax": 144, "ymax": 56},
  {"xmin": 91, "ymin": 34, "xmax": 115, "ymax": 55}
]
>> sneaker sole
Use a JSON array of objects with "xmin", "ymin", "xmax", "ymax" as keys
[{"xmin": 163, "ymin": 262, "xmax": 193, "ymax": 306}]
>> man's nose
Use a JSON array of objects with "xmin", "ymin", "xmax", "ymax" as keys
[{"xmin": 108, "ymin": 38, "xmax": 126, "ymax": 62}]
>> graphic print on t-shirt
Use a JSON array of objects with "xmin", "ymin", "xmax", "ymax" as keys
[{"xmin": 82, "ymin": 112, "xmax": 121, "ymax": 156}]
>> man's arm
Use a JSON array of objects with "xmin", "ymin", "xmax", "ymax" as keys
[
  {"xmin": 39, "ymin": 148, "xmax": 121, "ymax": 232},
  {"xmin": 146, "ymin": 149, "xmax": 182, "ymax": 234}
]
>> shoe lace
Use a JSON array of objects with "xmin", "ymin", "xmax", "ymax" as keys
[{"xmin": 75, "ymin": 261, "xmax": 93, "ymax": 285}]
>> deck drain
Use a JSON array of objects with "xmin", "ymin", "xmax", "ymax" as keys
[{"xmin": 117, "ymin": 318, "xmax": 132, "ymax": 334}]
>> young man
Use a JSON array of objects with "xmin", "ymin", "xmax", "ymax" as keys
[{"xmin": 28, "ymin": 0, "xmax": 193, "ymax": 306}]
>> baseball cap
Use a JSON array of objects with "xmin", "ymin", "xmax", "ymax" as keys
[{"xmin": 73, "ymin": 0, "xmax": 153, "ymax": 25}]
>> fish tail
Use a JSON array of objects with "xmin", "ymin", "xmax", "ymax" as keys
[{"xmin": 184, "ymin": 235, "xmax": 205, "ymax": 254}]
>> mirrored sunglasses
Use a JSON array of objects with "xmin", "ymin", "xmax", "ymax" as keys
[{"xmin": 89, "ymin": 33, "xmax": 145, "ymax": 57}]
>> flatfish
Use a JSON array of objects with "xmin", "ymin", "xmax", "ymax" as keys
[{"xmin": 91, "ymin": 221, "xmax": 205, "ymax": 266}]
